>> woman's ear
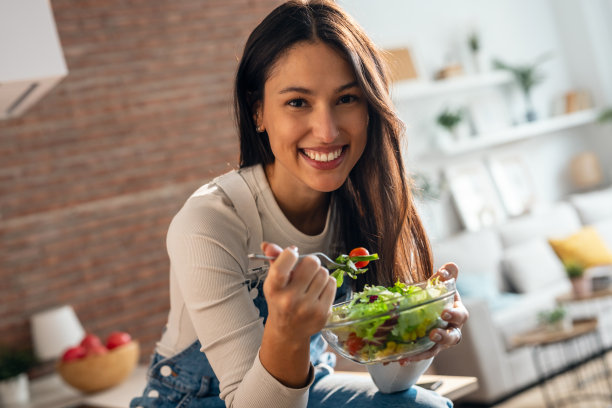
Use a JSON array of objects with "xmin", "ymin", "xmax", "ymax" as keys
[{"xmin": 253, "ymin": 102, "xmax": 265, "ymax": 133}]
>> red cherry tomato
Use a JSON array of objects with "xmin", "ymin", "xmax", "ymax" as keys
[
  {"xmin": 345, "ymin": 332, "xmax": 365, "ymax": 356},
  {"xmin": 61, "ymin": 345, "xmax": 87, "ymax": 362},
  {"xmin": 349, "ymin": 247, "xmax": 370, "ymax": 269},
  {"xmin": 80, "ymin": 333, "xmax": 103, "ymax": 350},
  {"xmin": 106, "ymin": 331, "xmax": 132, "ymax": 350},
  {"xmin": 86, "ymin": 344, "xmax": 108, "ymax": 356}
]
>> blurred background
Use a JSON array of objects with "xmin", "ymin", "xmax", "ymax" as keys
[{"xmin": 1, "ymin": 0, "xmax": 611, "ymax": 400}]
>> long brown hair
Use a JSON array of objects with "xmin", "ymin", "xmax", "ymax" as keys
[{"xmin": 234, "ymin": 0, "xmax": 432, "ymax": 287}]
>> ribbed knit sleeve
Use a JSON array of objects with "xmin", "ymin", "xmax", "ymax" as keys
[{"xmin": 166, "ymin": 184, "xmax": 312, "ymax": 408}]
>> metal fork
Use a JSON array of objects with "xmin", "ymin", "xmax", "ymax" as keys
[{"xmin": 248, "ymin": 252, "xmax": 344, "ymax": 269}]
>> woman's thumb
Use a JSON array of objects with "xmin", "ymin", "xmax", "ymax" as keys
[{"xmin": 266, "ymin": 246, "xmax": 298, "ymax": 289}]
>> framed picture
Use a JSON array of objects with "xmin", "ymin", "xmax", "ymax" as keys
[
  {"xmin": 487, "ymin": 154, "xmax": 536, "ymax": 217},
  {"xmin": 443, "ymin": 160, "xmax": 507, "ymax": 231},
  {"xmin": 468, "ymin": 89, "xmax": 512, "ymax": 136},
  {"xmin": 383, "ymin": 47, "xmax": 420, "ymax": 82}
]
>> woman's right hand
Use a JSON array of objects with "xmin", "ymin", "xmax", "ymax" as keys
[{"xmin": 261, "ymin": 242, "xmax": 337, "ymax": 342}]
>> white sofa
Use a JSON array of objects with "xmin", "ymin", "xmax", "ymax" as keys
[{"xmin": 430, "ymin": 186, "xmax": 612, "ymax": 405}]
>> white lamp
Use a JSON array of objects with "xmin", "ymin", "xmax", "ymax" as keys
[{"xmin": 30, "ymin": 305, "xmax": 85, "ymax": 361}]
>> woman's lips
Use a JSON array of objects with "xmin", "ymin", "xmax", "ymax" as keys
[{"xmin": 300, "ymin": 146, "xmax": 347, "ymax": 170}]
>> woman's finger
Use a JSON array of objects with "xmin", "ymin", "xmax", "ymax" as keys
[
  {"xmin": 266, "ymin": 246, "xmax": 298, "ymax": 290},
  {"xmin": 261, "ymin": 241, "xmax": 283, "ymax": 259},
  {"xmin": 432, "ymin": 262, "xmax": 458, "ymax": 281}
]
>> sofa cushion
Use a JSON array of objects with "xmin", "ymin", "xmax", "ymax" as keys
[
  {"xmin": 548, "ymin": 226, "xmax": 612, "ymax": 268},
  {"xmin": 432, "ymin": 228, "xmax": 506, "ymax": 291},
  {"xmin": 569, "ymin": 187, "xmax": 612, "ymax": 225},
  {"xmin": 502, "ymin": 239, "xmax": 569, "ymax": 293},
  {"xmin": 497, "ymin": 202, "xmax": 582, "ymax": 248},
  {"xmin": 455, "ymin": 273, "xmax": 521, "ymax": 311}
]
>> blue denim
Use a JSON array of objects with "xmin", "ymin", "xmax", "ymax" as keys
[{"xmin": 131, "ymin": 278, "xmax": 452, "ymax": 407}]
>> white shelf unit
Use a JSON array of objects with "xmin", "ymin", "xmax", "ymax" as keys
[
  {"xmin": 414, "ymin": 109, "xmax": 599, "ymax": 163},
  {"xmin": 391, "ymin": 71, "xmax": 514, "ymax": 101}
]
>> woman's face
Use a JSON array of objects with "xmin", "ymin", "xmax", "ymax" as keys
[{"xmin": 257, "ymin": 41, "xmax": 369, "ymax": 195}]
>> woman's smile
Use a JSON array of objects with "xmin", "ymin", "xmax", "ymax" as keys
[{"xmin": 300, "ymin": 145, "xmax": 347, "ymax": 169}]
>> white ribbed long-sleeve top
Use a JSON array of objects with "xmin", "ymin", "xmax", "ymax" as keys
[{"xmin": 157, "ymin": 164, "xmax": 336, "ymax": 408}]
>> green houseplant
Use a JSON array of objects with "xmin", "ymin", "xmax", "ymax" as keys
[
  {"xmin": 0, "ymin": 347, "xmax": 36, "ymax": 405},
  {"xmin": 598, "ymin": 108, "xmax": 612, "ymax": 123},
  {"xmin": 436, "ymin": 108, "xmax": 464, "ymax": 140},
  {"xmin": 537, "ymin": 306, "xmax": 570, "ymax": 331},
  {"xmin": 493, "ymin": 53, "xmax": 551, "ymax": 122},
  {"xmin": 564, "ymin": 260, "xmax": 591, "ymax": 298}
]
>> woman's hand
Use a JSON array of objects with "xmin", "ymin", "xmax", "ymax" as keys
[
  {"xmin": 261, "ymin": 242, "xmax": 337, "ymax": 342},
  {"xmin": 394, "ymin": 262, "xmax": 469, "ymax": 365}
]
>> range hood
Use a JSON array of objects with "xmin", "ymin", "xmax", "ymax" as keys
[{"xmin": 0, "ymin": 0, "xmax": 68, "ymax": 120}]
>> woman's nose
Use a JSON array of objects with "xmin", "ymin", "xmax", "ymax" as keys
[{"xmin": 312, "ymin": 107, "xmax": 339, "ymax": 142}]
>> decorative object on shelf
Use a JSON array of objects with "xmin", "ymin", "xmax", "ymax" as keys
[
  {"xmin": 467, "ymin": 31, "xmax": 481, "ymax": 73},
  {"xmin": 443, "ymin": 160, "xmax": 507, "ymax": 231},
  {"xmin": 569, "ymin": 152, "xmax": 603, "ymax": 190},
  {"xmin": 492, "ymin": 53, "xmax": 551, "ymax": 122},
  {"xmin": 435, "ymin": 63, "xmax": 464, "ymax": 80},
  {"xmin": 487, "ymin": 154, "xmax": 536, "ymax": 217},
  {"xmin": 412, "ymin": 171, "xmax": 446, "ymax": 201},
  {"xmin": 537, "ymin": 306, "xmax": 571, "ymax": 332},
  {"xmin": 0, "ymin": 346, "xmax": 36, "ymax": 405},
  {"xmin": 30, "ymin": 305, "xmax": 85, "ymax": 361},
  {"xmin": 598, "ymin": 107, "xmax": 612, "ymax": 123},
  {"xmin": 383, "ymin": 47, "xmax": 420, "ymax": 82},
  {"xmin": 436, "ymin": 107, "xmax": 467, "ymax": 143},
  {"xmin": 563, "ymin": 260, "xmax": 591, "ymax": 297}
]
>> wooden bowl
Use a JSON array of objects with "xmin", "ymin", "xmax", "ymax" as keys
[{"xmin": 57, "ymin": 341, "xmax": 139, "ymax": 393}]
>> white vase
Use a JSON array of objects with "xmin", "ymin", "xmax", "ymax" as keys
[{"xmin": 0, "ymin": 373, "xmax": 30, "ymax": 405}]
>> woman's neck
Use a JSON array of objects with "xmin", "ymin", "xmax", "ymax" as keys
[{"xmin": 264, "ymin": 164, "xmax": 330, "ymax": 235}]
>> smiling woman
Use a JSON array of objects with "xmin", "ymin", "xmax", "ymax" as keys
[{"xmin": 130, "ymin": 1, "xmax": 466, "ymax": 408}]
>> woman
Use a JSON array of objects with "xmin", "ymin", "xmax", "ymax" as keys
[{"xmin": 131, "ymin": 1, "xmax": 467, "ymax": 407}]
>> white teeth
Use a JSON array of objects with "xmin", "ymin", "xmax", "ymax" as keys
[{"xmin": 304, "ymin": 148, "xmax": 342, "ymax": 162}]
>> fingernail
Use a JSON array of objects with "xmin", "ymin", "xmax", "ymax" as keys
[
  {"xmin": 442, "ymin": 312, "xmax": 452, "ymax": 320},
  {"xmin": 432, "ymin": 333, "xmax": 442, "ymax": 342},
  {"xmin": 439, "ymin": 269, "xmax": 449, "ymax": 279},
  {"xmin": 289, "ymin": 245, "xmax": 298, "ymax": 253}
]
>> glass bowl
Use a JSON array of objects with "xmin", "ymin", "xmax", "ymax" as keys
[{"xmin": 322, "ymin": 278, "xmax": 456, "ymax": 365}]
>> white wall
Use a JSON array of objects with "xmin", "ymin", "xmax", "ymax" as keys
[{"xmin": 339, "ymin": 0, "xmax": 612, "ymax": 238}]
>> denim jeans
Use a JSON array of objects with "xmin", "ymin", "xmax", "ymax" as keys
[{"xmin": 131, "ymin": 279, "xmax": 452, "ymax": 407}]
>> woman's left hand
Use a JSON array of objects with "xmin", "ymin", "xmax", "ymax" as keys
[{"xmin": 395, "ymin": 262, "xmax": 468, "ymax": 365}]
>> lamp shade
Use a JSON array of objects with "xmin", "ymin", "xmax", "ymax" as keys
[{"xmin": 30, "ymin": 305, "xmax": 85, "ymax": 361}]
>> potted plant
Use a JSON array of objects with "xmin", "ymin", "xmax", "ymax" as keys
[
  {"xmin": 537, "ymin": 306, "xmax": 571, "ymax": 332},
  {"xmin": 597, "ymin": 108, "xmax": 612, "ymax": 123},
  {"xmin": 493, "ymin": 53, "xmax": 551, "ymax": 122},
  {"xmin": 0, "ymin": 347, "xmax": 36, "ymax": 405},
  {"xmin": 468, "ymin": 31, "xmax": 481, "ymax": 73},
  {"xmin": 564, "ymin": 260, "xmax": 591, "ymax": 298},
  {"xmin": 436, "ymin": 107, "xmax": 464, "ymax": 142}
]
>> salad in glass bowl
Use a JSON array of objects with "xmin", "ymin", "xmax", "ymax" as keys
[{"xmin": 322, "ymin": 277, "xmax": 456, "ymax": 365}]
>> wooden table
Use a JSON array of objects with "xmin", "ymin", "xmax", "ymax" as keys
[
  {"xmin": 336, "ymin": 371, "xmax": 478, "ymax": 401},
  {"xmin": 29, "ymin": 365, "xmax": 477, "ymax": 407},
  {"xmin": 26, "ymin": 366, "xmax": 148, "ymax": 408},
  {"xmin": 556, "ymin": 287, "xmax": 612, "ymax": 303},
  {"xmin": 512, "ymin": 318, "xmax": 612, "ymax": 408}
]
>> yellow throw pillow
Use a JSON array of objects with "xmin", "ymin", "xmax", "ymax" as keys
[{"xmin": 548, "ymin": 226, "xmax": 612, "ymax": 268}]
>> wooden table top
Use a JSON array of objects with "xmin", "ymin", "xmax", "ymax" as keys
[
  {"xmin": 512, "ymin": 318, "xmax": 598, "ymax": 348},
  {"xmin": 557, "ymin": 287, "xmax": 612, "ymax": 303},
  {"xmin": 335, "ymin": 371, "xmax": 478, "ymax": 401}
]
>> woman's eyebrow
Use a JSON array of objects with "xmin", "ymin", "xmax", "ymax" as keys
[{"xmin": 278, "ymin": 81, "xmax": 359, "ymax": 95}]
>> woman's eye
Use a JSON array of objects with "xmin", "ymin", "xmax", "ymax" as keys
[
  {"xmin": 288, "ymin": 98, "xmax": 307, "ymax": 108},
  {"xmin": 338, "ymin": 95, "xmax": 358, "ymax": 104}
]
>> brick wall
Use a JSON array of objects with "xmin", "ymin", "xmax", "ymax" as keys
[{"xmin": 1, "ymin": 0, "xmax": 283, "ymax": 373}]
